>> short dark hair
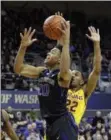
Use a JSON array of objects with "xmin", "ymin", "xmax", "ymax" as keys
[{"xmin": 55, "ymin": 44, "xmax": 63, "ymax": 53}]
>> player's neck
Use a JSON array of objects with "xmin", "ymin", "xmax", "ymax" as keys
[{"xmin": 71, "ymin": 86, "xmax": 81, "ymax": 92}]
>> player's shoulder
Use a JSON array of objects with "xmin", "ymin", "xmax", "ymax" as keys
[
  {"xmin": 81, "ymin": 84, "xmax": 91, "ymax": 99},
  {"xmin": 68, "ymin": 89, "xmax": 73, "ymax": 94},
  {"xmin": 80, "ymin": 85, "xmax": 92, "ymax": 102}
]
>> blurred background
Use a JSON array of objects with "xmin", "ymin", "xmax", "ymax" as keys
[{"xmin": 1, "ymin": 1, "xmax": 111, "ymax": 140}]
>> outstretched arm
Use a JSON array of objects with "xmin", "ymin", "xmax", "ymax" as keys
[
  {"xmin": 14, "ymin": 27, "xmax": 46, "ymax": 78},
  {"xmin": 56, "ymin": 12, "xmax": 71, "ymax": 87},
  {"xmin": 85, "ymin": 26, "xmax": 102, "ymax": 97},
  {"xmin": 2, "ymin": 110, "xmax": 19, "ymax": 140}
]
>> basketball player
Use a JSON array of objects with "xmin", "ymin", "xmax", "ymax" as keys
[
  {"xmin": 67, "ymin": 26, "xmax": 102, "ymax": 126},
  {"xmin": 1, "ymin": 109, "xmax": 19, "ymax": 140},
  {"xmin": 14, "ymin": 12, "xmax": 78, "ymax": 140}
]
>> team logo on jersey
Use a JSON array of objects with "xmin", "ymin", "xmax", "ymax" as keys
[
  {"xmin": 68, "ymin": 93, "xmax": 83, "ymax": 100},
  {"xmin": 38, "ymin": 77, "xmax": 55, "ymax": 86}
]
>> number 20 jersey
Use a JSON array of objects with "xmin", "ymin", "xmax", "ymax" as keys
[
  {"xmin": 67, "ymin": 89, "xmax": 86, "ymax": 126},
  {"xmin": 37, "ymin": 69, "xmax": 68, "ymax": 119}
]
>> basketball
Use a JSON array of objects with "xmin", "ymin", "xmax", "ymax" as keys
[{"xmin": 43, "ymin": 15, "xmax": 66, "ymax": 40}]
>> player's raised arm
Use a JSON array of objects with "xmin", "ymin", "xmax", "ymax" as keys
[
  {"xmin": 85, "ymin": 26, "xmax": 102, "ymax": 97},
  {"xmin": 14, "ymin": 27, "xmax": 46, "ymax": 78},
  {"xmin": 56, "ymin": 12, "xmax": 71, "ymax": 87}
]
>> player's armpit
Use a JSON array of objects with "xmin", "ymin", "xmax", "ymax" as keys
[
  {"xmin": 18, "ymin": 64, "xmax": 46, "ymax": 78},
  {"xmin": 58, "ymin": 70, "xmax": 72, "ymax": 88},
  {"xmin": 84, "ymin": 70, "xmax": 100, "ymax": 97}
]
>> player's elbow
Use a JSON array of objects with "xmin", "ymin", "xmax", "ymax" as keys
[
  {"xmin": 94, "ymin": 67, "xmax": 101, "ymax": 75},
  {"xmin": 14, "ymin": 66, "xmax": 19, "ymax": 74},
  {"xmin": 60, "ymin": 66, "xmax": 69, "ymax": 74},
  {"xmin": 13, "ymin": 64, "xmax": 22, "ymax": 75},
  {"xmin": 60, "ymin": 70, "xmax": 69, "ymax": 77}
]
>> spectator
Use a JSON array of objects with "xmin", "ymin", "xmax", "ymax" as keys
[
  {"xmin": 79, "ymin": 135, "xmax": 85, "ymax": 140},
  {"xmin": 103, "ymin": 134, "xmax": 108, "ymax": 140},
  {"xmin": 7, "ymin": 106, "xmax": 15, "ymax": 123},
  {"xmin": 108, "ymin": 129, "xmax": 111, "ymax": 139},
  {"xmin": 96, "ymin": 134, "xmax": 103, "ymax": 140},
  {"xmin": 85, "ymin": 130, "xmax": 92, "ymax": 140},
  {"xmin": 24, "ymin": 124, "xmax": 33, "ymax": 139},
  {"xmin": 96, "ymin": 122, "xmax": 102, "ymax": 130},
  {"xmin": 26, "ymin": 132, "xmax": 41, "ymax": 140},
  {"xmin": 87, "ymin": 136, "xmax": 92, "ymax": 140},
  {"xmin": 15, "ymin": 111, "xmax": 28, "ymax": 130},
  {"xmin": 19, "ymin": 134, "xmax": 25, "ymax": 140},
  {"xmin": 101, "ymin": 127, "xmax": 106, "ymax": 135},
  {"xmin": 30, "ymin": 108, "xmax": 37, "ymax": 121},
  {"xmin": 92, "ymin": 111, "xmax": 105, "ymax": 127},
  {"xmin": 31, "ymin": 122, "xmax": 37, "ymax": 131}
]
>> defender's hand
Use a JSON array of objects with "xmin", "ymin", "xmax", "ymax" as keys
[
  {"xmin": 86, "ymin": 26, "xmax": 100, "ymax": 43},
  {"xmin": 20, "ymin": 27, "xmax": 37, "ymax": 48},
  {"xmin": 55, "ymin": 11, "xmax": 70, "ymax": 46}
]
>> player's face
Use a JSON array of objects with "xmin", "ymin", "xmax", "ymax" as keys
[
  {"xmin": 44, "ymin": 48, "xmax": 61, "ymax": 66},
  {"xmin": 71, "ymin": 70, "xmax": 84, "ymax": 88}
]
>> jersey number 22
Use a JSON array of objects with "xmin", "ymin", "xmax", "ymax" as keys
[{"xmin": 67, "ymin": 99, "xmax": 78, "ymax": 112}]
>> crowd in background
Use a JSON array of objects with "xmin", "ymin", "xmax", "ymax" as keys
[
  {"xmin": 2, "ymin": 106, "xmax": 111, "ymax": 140},
  {"xmin": 2, "ymin": 107, "xmax": 46, "ymax": 140},
  {"xmin": 78, "ymin": 111, "xmax": 111, "ymax": 140}
]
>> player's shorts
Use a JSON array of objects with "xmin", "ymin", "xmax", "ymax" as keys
[{"xmin": 46, "ymin": 112, "xmax": 78, "ymax": 140}]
